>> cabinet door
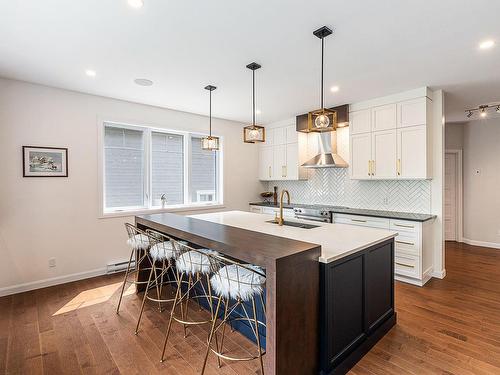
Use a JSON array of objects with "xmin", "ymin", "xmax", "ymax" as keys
[
  {"xmin": 398, "ymin": 97, "xmax": 427, "ymax": 128},
  {"xmin": 249, "ymin": 206, "xmax": 262, "ymax": 214},
  {"xmin": 350, "ymin": 109, "xmax": 371, "ymax": 134},
  {"xmin": 350, "ymin": 133, "xmax": 372, "ymax": 179},
  {"xmin": 272, "ymin": 127, "xmax": 286, "ymax": 145},
  {"xmin": 397, "ymin": 125, "xmax": 427, "ymax": 179},
  {"xmin": 259, "ymin": 146, "xmax": 273, "ymax": 180},
  {"xmin": 364, "ymin": 241, "xmax": 394, "ymax": 333},
  {"xmin": 273, "ymin": 144, "xmax": 287, "ymax": 180},
  {"xmin": 285, "ymin": 143, "xmax": 298, "ymax": 180},
  {"xmin": 372, "ymin": 104, "xmax": 397, "ymax": 131},
  {"xmin": 371, "ymin": 130, "xmax": 397, "ymax": 179},
  {"xmin": 285, "ymin": 125, "xmax": 298, "ymax": 144}
]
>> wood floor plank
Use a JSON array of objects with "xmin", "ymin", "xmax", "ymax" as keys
[{"xmin": 2, "ymin": 241, "xmax": 500, "ymax": 375}]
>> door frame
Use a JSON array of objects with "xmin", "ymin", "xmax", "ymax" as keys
[{"xmin": 445, "ymin": 149, "xmax": 463, "ymax": 242}]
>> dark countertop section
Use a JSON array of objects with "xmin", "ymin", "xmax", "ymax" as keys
[{"xmin": 249, "ymin": 202, "xmax": 436, "ymax": 222}]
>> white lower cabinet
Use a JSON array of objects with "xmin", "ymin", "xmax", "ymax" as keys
[
  {"xmin": 333, "ymin": 213, "xmax": 434, "ymax": 286},
  {"xmin": 249, "ymin": 205, "xmax": 294, "ymax": 218}
]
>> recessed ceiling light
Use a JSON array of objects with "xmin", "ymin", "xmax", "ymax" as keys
[
  {"xmin": 85, "ymin": 69, "xmax": 96, "ymax": 77},
  {"xmin": 134, "ymin": 78, "xmax": 153, "ymax": 86},
  {"xmin": 128, "ymin": 0, "xmax": 144, "ymax": 8},
  {"xmin": 479, "ymin": 40, "xmax": 495, "ymax": 50},
  {"xmin": 330, "ymin": 86, "xmax": 340, "ymax": 92}
]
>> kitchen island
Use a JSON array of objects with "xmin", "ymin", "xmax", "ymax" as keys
[{"xmin": 135, "ymin": 210, "xmax": 397, "ymax": 375}]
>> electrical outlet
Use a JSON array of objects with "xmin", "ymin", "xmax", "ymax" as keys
[
  {"xmin": 383, "ymin": 197, "xmax": 389, "ymax": 205},
  {"xmin": 48, "ymin": 258, "xmax": 56, "ymax": 268}
]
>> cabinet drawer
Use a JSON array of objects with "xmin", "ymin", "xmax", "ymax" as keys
[
  {"xmin": 395, "ymin": 254, "xmax": 420, "ymax": 279},
  {"xmin": 390, "ymin": 219, "xmax": 420, "ymax": 234},
  {"xmin": 394, "ymin": 233, "xmax": 419, "ymax": 256},
  {"xmin": 249, "ymin": 206, "xmax": 263, "ymax": 214},
  {"xmin": 335, "ymin": 214, "xmax": 390, "ymax": 229}
]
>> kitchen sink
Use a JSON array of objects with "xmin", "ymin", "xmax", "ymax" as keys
[{"xmin": 266, "ymin": 220, "xmax": 319, "ymax": 229}]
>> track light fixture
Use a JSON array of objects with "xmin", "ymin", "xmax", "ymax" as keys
[{"xmin": 465, "ymin": 103, "xmax": 500, "ymax": 119}]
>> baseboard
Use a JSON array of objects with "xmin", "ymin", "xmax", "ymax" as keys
[
  {"xmin": 0, "ymin": 267, "xmax": 108, "ymax": 297},
  {"xmin": 431, "ymin": 269, "xmax": 446, "ymax": 279},
  {"xmin": 461, "ymin": 237, "xmax": 500, "ymax": 250}
]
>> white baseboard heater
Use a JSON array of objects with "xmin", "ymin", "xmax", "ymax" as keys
[{"xmin": 107, "ymin": 260, "xmax": 135, "ymax": 274}]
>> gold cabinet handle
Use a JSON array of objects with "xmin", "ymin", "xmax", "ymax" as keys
[
  {"xmin": 351, "ymin": 218, "xmax": 367, "ymax": 223},
  {"xmin": 282, "ymin": 165, "xmax": 287, "ymax": 178},
  {"xmin": 268, "ymin": 166, "xmax": 271, "ymax": 178},
  {"xmin": 394, "ymin": 223, "xmax": 414, "ymax": 229},
  {"xmin": 397, "ymin": 158, "xmax": 401, "ymax": 176},
  {"xmin": 368, "ymin": 160, "xmax": 371, "ymax": 176},
  {"xmin": 372, "ymin": 160, "xmax": 375, "ymax": 176},
  {"xmin": 395, "ymin": 240, "xmax": 415, "ymax": 246},
  {"xmin": 395, "ymin": 262, "xmax": 415, "ymax": 269}
]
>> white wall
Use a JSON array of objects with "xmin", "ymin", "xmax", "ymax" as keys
[
  {"xmin": 462, "ymin": 118, "xmax": 500, "ymax": 245},
  {"xmin": 445, "ymin": 123, "xmax": 464, "ymax": 150},
  {"xmin": 0, "ymin": 78, "xmax": 263, "ymax": 295}
]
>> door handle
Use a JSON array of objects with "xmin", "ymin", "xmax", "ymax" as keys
[
  {"xmin": 395, "ymin": 262, "xmax": 415, "ymax": 269},
  {"xmin": 372, "ymin": 160, "xmax": 375, "ymax": 176},
  {"xmin": 351, "ymin": 218, "xmax": 367, "ymax": 223},
  {"xmin": 282, "ymin": 165, "xmax": 287, "ymax": 178},
  {"xmin": 397, "ymin": 158, "xmax": 401, "ymax": 176},
  {"xmin": 395, "ymin": 240, "xmax": 415, "ymax": 246},
  {"xmin": 268, "ymin": 166, "xmax": 271, "ymax": 178}
]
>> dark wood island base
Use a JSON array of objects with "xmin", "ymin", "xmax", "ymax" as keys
[{"xmin": 135, "ymin": 213, "xmax": 396, "ymax": 375}]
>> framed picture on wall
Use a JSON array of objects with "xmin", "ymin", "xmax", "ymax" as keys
[{"xmin": 22, "ymin": 146, "xmax": 68, "ymax": 177}]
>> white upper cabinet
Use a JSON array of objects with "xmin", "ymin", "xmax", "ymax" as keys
[
  {"xmin": 259, "ymin": 146, "xmax": 273, "ymax": 180},
  {"xmin": 272, "ymin": 127, "xmax": 286, "ymax": 145},
  {"xmin": 372, "ymin": 130, "xmax": 397, "ymax": 179},
  {"xmin": 350, "ymin": 133, "xmax": 372, "ymax": 179},
  {"xmin": 285, "ymin": 125, "xmax": 298, "ymax": 144},
  {"xmin": 258, "ymin": 122, "xmax": 307, "ymax": 181},
  {"xmin": 372, "ymin": 104, "xmax": 397, "ymax": 131},
  {"xmin": 349, "ymin": 87, "xmax": 433, "ymax": 180},
  {"xmin": 398, "ymin": 98, "xmax": 429, "ymax": 128},
  {"xmin": 350, "ymin": 109, "xmax": 371, "ymax": 134},
  {"xmin": 398, "ymin": 126, "xmax": 429, "ymax": 179}
]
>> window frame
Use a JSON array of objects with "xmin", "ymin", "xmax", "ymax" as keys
[{"xmin": 98, "ymin": 119, "xmax": 224, "ymax": 217}]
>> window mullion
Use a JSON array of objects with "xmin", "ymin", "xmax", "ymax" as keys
[
  {"xmin": 184, "ymin": 134, "xmax": 191, "ymax": 205},
  {"xmin": 145, "ymin": 129, "xmax": 151, "ymax": 209}
]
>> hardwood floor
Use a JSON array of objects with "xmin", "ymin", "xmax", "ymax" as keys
[{"xmin": 1, "ymin": 241, "xmax": 500, "ymax": 374}]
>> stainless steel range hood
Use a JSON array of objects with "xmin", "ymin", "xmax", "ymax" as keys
[{"xmin": 302, "ymin": 132, "xmax": 348, "ymax": 168}]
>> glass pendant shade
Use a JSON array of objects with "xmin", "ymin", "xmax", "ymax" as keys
[
  {"xmin": 201, "ymin": 135, "xmax": 220, "ymax": 151},
  {"xmin": 307, "ymin": 108, "xmax": 337, "ymax": 132},
  {"xmin": 243, "ymin": 125, "xmax": 265, "ymax": 143}
]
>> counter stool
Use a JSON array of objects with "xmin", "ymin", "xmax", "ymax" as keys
[
  {"xmin": 160, "ymin": 241, "xmax": 220, "ymax": 363},
  {"xmin": 117, "ymin": 223, "xmax": 157, "ymax": 314},
  {"xmin": 201, "ymin": 256, "xmax": 266, "ymax": 375},
  {"xmin": 134, "ymin": 230, "xmax": 186, "ymax": 334}
]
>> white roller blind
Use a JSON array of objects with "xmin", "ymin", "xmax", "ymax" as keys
[
  {"xmin": 190, "ymin": 136, "xmax": 217, "ymax": 203},
  {"xmin": 104, "ymin": 125, "xmax": 145, "ymax": 209},
  {"xmin": 151, "ymin": 132, "xmax": 184, "ymax": 206}
]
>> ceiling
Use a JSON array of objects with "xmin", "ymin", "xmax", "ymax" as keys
[{"xmin": 1, "ymin": 0, "xmax": 499, "ymax": 124}]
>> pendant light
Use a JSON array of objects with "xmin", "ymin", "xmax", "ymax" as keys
[
  {"xmin": 243, "ymin": 62, "xmax": 265, "ymax": 143},
  {"xmin": 307, "ymin": 26, "xmax": 337, "ymax": 132},
  {"xmin": 201, "ymin": 85, "xmax": 220, "ymax": 151}
]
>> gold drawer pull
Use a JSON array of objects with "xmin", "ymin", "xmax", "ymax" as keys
[
  {"xmin": 351, "ymin": 219, "xmax": 367, "ymax": 223},
  {"xmin": 395, "ymin": 262, "xmax": 415, "ymax": 269},
  {"xmin": 394, "ymin": 223, "xmax": 414, "ymax": 229},
  {"xmin": 396, "ymin": 240, "xmax": 415, "ymax": 246}
]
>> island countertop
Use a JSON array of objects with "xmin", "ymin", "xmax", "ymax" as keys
[{"xmin": 188, "ymin": 210, "xmax": 397, "ymax": 263}]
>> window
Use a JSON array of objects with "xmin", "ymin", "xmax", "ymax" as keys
[{"xmin": 102, "ymin": 122, "xmax": 222, "ymax": 214}]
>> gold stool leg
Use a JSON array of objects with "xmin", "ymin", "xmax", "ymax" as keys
[
  {"xmin": 201, "ymin": 296, "xmax": 223, "ymax": 375},
  {"xmin": 217, "ymin": 297, "xmax": 230, "ymax": 368},
  {"xmin": 135, "ymin": 264, "xmax": 155, "ymax": 334},
  {"xmin": 252, "ymin": 296, "xmax": 265, "ymax": 375},
  {"xmin": 160, "ymin": 273, "xmax": 183, "ymax": 363},
  {"xmin": 152, "ymin": 261, "xmax": 162, "ymax": 312},
  {"xmin": 116, "ymin": 248, "xmax": 135, "ymax": 314}
]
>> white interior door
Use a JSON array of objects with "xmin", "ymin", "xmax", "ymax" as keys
[{"xmin": 445, "ymin": 152, "xmax": 457, "ymax": 241}]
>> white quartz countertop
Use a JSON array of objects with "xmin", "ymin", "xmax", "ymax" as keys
[{"xmin": 189, "ymin": 210, "xmax": 397, "ymax": 263}]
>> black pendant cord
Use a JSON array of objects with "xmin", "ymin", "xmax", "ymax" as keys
[
  {"xmin": 209, "ymin": 89, "xmax": 212, "ymax": 137},
  {"xmin": 252, "ymin": 69, "xmax": 256, "ymax": 127},
  {"xmin": 321, "ymin": 37, "xmax": 324, "ymax": 109}
]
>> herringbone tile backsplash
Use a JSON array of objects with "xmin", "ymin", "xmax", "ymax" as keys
[{"xmin": 267, "ymin": 169, "xmax": 431, "ymax": 214}]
